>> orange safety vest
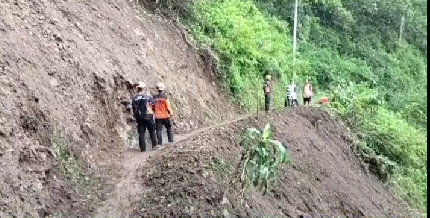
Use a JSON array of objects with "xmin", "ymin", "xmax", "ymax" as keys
[
  {"xmin": 319, "ymin": 97, "xmax": 329, "ymax": 104},
  {"xmin": 153, "ymin": 93, "xmax": 173, "ymax": 119}
]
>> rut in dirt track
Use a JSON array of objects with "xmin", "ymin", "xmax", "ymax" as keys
[{"xmin": 93, "ymin": 113, "xmax": 252, "ymax": 217}]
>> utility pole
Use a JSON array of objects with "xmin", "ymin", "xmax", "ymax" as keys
[
  {"xmin": 399, "ymin": 15, "xmax": 405, "ymax": 43},
  {"xmin": 292, "ymin": 0, "xmax": 299, "ymax": 78},
  {"xmin": 257, "ymin": 87, "xmax": 259, "ymax": 116}
]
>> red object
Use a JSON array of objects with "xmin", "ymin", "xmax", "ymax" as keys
[{"xmin": 319, "ymin": 97, "xmax": 329, "ymax": 104}]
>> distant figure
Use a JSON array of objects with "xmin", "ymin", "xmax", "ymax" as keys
[
  {"xmin": 263, "ymin": 75, "xmax": 272, "ymax": 111},
  {"xmin": 131, "ymin": 82, "xmax": 157, "ymax": 152},
  {"xmin": 153, "ymin": 82, "xmax": 174, "ymax": 145},
  {"xmin": 285, "ymin": 80, "xmax": 299, "ymax": 107},
  {"xmin": 302, "ymin": 79, "xmax": 314, "ymax": 106}
]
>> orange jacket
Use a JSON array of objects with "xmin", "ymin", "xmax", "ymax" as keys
[{"xmin": 153, "ymin": 92, "xmax": 173, "ymax": 119}]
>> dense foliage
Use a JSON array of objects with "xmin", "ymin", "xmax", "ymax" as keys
[
  {"xmin": 190, "ymin": 0, "xmax": 295, "ymax": 109},
  {"xmin": 164, "ymin": 0, "xmax": 427, "ymax": 212}
]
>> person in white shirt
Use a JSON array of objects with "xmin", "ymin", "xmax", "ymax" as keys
[{"xmin": 285, "ymin": 80, "xmax": 299, "ymax": 107}]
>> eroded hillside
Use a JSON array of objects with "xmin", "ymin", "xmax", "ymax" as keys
[
  {"xmin": 0, "ymin": 0, "xmax": 238, "ymax": 215},
  {"xmin": 130, "ymin": 108, "xmax": 412, "ymax": 217}
]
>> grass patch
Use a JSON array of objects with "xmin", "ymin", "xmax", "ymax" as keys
[{"xmin": 51, "ymin": 132, "xmax": 87, "ymax": 186}]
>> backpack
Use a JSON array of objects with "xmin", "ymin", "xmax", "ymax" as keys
[{"xmin": 132, "ymin": 94, "xmax": 153, "ymax": 120}]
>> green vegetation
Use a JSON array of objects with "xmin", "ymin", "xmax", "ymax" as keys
[
  {"xmin": 221, "ymin": 123, "xmax": 289, "ymax": 197},
  {"xmin": 189, "ymin": 0, "xmax": 294, "ymax": 109},
  {"xmin": 239, "ymin": 123, "xmax": 289, "ymax": 193},
  {"xmin": 162, "ymin": 0, "xmax": 427, "ymax": 212},
  {"xmin": 51, "ymin": 132, "xmax": 86, "ymax": 185},
  {"xmin": 328, "ymin": 82, "xmax": 427, "ymax": 210}
]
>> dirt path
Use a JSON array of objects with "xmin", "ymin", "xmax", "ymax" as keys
[{"xmin": 93, "ymin": 114, "xmax": 252, "ymax": 217}]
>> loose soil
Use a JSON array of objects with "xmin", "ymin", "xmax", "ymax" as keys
[
  {"xmin": 125, "ymin": 107, "xmax": 412, "ymax": 217},
  {"xmin": 94, "ymin": 114, "xmax": 252, "ymax": 217}
]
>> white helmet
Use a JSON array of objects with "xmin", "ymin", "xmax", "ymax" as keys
[
  {"xmin": 135, "ymin": 81, "xmax": 146, "ymax": 89},
  {"xmin": 265, "ymin": 75, "xmax": 272, "ymax": 80},
  {"xmin": 156, "ymin": 82, "xmax": 165, "ymax": 91}
]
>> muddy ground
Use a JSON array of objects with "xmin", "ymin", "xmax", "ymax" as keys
[
  {"xmin": 129, "ymin": 107, "xmax": 412, "ymax": 217},
  {"xmin": 0, "ymin": 0, "xmax": 239, "ymax": 216}
]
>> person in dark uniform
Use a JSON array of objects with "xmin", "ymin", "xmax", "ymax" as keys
[
  {"xmin": 131, "ymin": 82, "xmax": 157, "ymax": 152},
  {"xmin": 153, "ymin": 82, "xmax": 174, "ymax": 145},
  {"xmin": 263, "ymin": 75, "xmax": 272, "ymax": 111}
]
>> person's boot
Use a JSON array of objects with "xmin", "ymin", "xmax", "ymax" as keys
[
  {"xmin": 156, "ymin": 130, "xmax": 163, "ymax": 146},
  {"xmin": 138, "ymin": 135, "xmax": 146, "ymax": 152},
  {"xmin": 149, "ymin": 130, "xmax": 158, "ymax": 149}
]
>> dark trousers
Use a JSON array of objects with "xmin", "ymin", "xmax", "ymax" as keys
[
  {"xmin": 285, "ymin": 97, "xmax": 299, "ymax": 107},
  {"xmin": 264, "ymin": 94, "xmax": 271, "ymax": 111},
  {"xmin": 137, "ymin": 117, "xmax": 157, "ymax": 151},
  {"xmin": 156, "ymin": 118, "xmax": 174, "ymax": 145},
  {"xmin": 303, "ymin": 97, "xmax": 311, "ymax": 105}
]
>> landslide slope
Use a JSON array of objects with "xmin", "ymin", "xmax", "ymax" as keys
[
  {"xmin": 131, "ymin": 107, "xmax": 411, "ymax": 217},
  {"xmin": 0, "ymin": 0, "xmax": 237, "ymax": 215}
]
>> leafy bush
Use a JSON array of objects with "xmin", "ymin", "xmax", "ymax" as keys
[
  {"xmin": 239, "ymin": 123, "xmax": 289, "ymax": 194},
  {"xmin": 362, "ymin": 108, "xmax": 427, "ymax": 210},
  {"xmin": 325, "ymin": 82, "xmax": 427, "ymax": 211},
  {"xmin": 220, "ymin": 123, "xmax": 289, "ymax": 202}
]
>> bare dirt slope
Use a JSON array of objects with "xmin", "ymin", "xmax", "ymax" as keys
[
  {"xmin": 94, "ymin": 113, "xmax": 252, "ymax": 217},
  {"xmin": 130, "ymin": 107, "xmax": 411, "ymax": 217},
  {"xmin": 0, "ymin": 0, "xmax": 238, "ymax": 216}
]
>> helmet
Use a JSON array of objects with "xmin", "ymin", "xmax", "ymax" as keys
[
  {"xmin": 135, "ymin": 81, "xmax": 146, "ymax": 89},
  {"xmin": 156, "ymin": 82, "xmax": 165, "ymax": 91},
  {"xmin": 265, "ymin": 75, "xmax": 272, "ymax": 80}
]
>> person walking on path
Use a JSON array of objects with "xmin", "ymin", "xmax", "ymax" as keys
[
  {"xmin": 285, "ymin": 80, "xmax": 299, "ymax": 107},
  {"xmin": 131, "ymin": 82, "xmax": 158, "ymax": 152},
  {"xmin": 302, "ymin": 79, "xmax": 314, "ymax": 106},
  {"xmin": 263, "ymin": 75, "xmax": 272, "ymax": 112},
  {"xmin": 153, "ymin": 82, "xmax": 174, "ymax": 145}
]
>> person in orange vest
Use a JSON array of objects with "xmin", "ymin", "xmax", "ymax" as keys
[{"xmin": 153, "ymin": 82, "xmax": 174, "ymax": 145}]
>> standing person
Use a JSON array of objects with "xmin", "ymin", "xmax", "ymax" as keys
[
  {"xmin": 131, "ymin": 82, "xmax": 158, "ymax": 152},
  {"xmin": 153, "ymin": 82, "xmax": 174, "ymax": 145},
  {"xmin": 285, "ymin": 80, "xmax": 299, "ymax": 107},
  {"xmin": 263, "ymin": 75, "xmax": 272, "ymax": 112},
  {"xmin": 302, "ymin": 79, "xmax": 313, "ymax": 106}
]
